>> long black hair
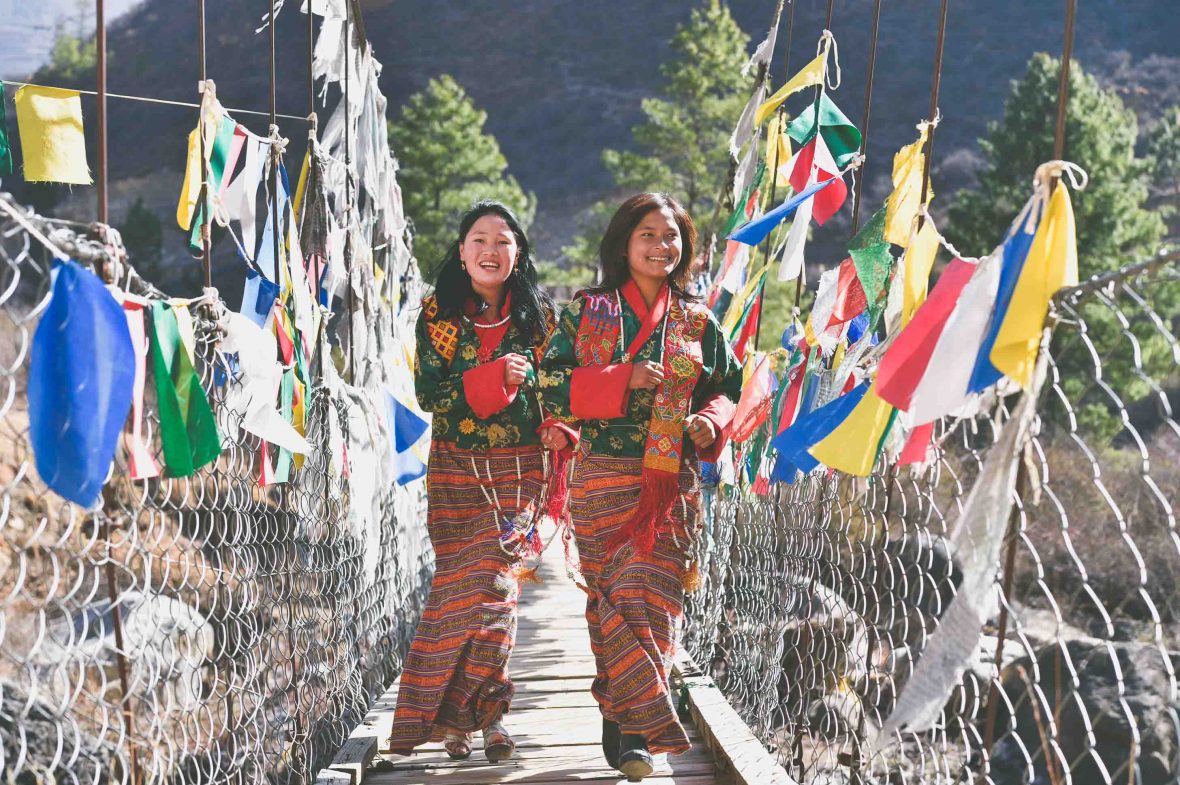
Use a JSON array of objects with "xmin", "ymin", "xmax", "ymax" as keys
[
  {"xmin": 596, "ymin": 192, "xmax": 699, "ymax": 299},
  {"xmin": 432, "ymin": 200, "xmax": 553, "ymax": 340}
]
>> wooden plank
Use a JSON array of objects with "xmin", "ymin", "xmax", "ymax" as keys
[
  {"xmin": 328, "ymin": 735, "xmax": 378, "ymax": 784},
  {"xmin": 673, "ymin": 651, "xmax": 797, "ymax": 785}
]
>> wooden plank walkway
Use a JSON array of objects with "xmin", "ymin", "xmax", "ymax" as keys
[{"xmin": 352, "ymin": 544, "xmax": 726, "ymax": 785}]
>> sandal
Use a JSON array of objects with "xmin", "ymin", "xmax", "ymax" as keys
[
  {"xmin": 443, "ymin": 731, "xmax": 473, "ymax": 760},
  {"xmin": 482, "ymin": 720, "xmax": 515, "ymax": 763}
]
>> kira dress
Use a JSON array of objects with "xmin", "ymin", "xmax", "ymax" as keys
[{"xmin": 538, "ymin": 280, "xmax": 741, "ymax": 754}]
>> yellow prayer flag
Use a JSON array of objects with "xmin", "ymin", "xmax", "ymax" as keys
[
  {"xmin": 293, "ymin": 382, "xmax": 307, "ymax": 469},
  {"xmin": 990, "ymin": 184, "xmax": 1077, "ymax": 389},
  {"xmin": 809, "ymin": 383, "xmax": 895, "ymax": 476},
  {"xmin": 176, "ymin": 128, "xmax": 202, "ymax": 229},
  {"xmin": 722, "ymin": 267, "xmax": 767, "ymax": 335},
  {"xmin": 755, "ymin": 48, "xmax": 827, "ymax": 128},
  {"xmin": 14, "ymin": 86, "xmax": 91, "ymax": 185},
  {"xmin": 884, "ymin": 126, "xmax": 930, "ymax": 246},
  {"xmin": 902, "ymin": 221, "xmax": 940, "ymax": 326},
  {"xmin": 764, "ymin": 113, "xmax": 793, "ymax": 188},
  {"xmin": 293, "ymin": 148, "xmax": 311, "ymax": 219}
]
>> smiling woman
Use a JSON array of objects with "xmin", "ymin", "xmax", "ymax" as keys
[
  {"xmin": 538, "ymin": 192, "xmax": 742, "ymax": 781},
  {"xmin": 385, "ymin": 200, "xmax": 574, "ymax": 763}
]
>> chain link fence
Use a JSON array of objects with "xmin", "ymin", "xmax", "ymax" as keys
[
  {"xmin": 686, "ymin": 252, "xmax": 1180, "ymax": 784},
  {"xmin": 0, "ymin": 196, "xmax": 432, "ymax": 784}
]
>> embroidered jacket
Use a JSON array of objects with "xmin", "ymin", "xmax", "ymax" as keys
[
  {"xmin": 414, "ymin": 295, "xmax": 555, "ymax": 450},
  {"xmin": 539, "ymin": 289, "xmax": 741, "ymax": 460}
]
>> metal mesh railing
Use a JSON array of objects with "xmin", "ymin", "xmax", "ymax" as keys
[
  {"xmin": 0, "ymin": 199, "xmax": 431, "ymax": 784},
  {"xmin": 685, "ymin": 252, "xmax": 1180, "ymax": 784}
]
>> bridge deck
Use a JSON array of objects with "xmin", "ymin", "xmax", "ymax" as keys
[{"xmin": 353, "ymin": 545, "xmax": 725, "ymax": 784}]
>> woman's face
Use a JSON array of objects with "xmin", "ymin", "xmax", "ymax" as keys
[
  {"xmin": 459, "ymin": 213, "xmax": 519, "ymax": 292},
  {"xmin": 626, "ymin": 206, "xmax": 682, "ymax": 286}
]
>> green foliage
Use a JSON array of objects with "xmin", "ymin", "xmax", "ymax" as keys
[
  {"xmin": 1147, "ymin": 106, "xmax": 1180, "ymax": 195},
  {"xmin": 388, "ymin": 75, "xmax": 535, "ymax": 276},
  {"xmin": 557, "ymin": 1, "xmax": 752, "ymax": 284},
  {"xmin": 949, "ymin": 54, "xmax": 1164, "ymax": 274}
]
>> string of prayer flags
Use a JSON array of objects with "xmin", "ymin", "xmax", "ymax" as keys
[
  {"xmin": 148, "ymin": 302, "xmax": 222, "ymax": 477},
  {"xmin": 906, "ymin": 254, "xmax": 1002, "ymax": 424},
  {"xmin": 755, "ymin": 43, "xmax": 830, "ymax": 127},
  {"xmin": 14, "ymin": 86, "xmax": 91, "ymax": 184},
  {"xmin": 968, "ymin": 195, "xmax": 1042, "ymax": 393},
  {"xmin": 788, "ymin": 93, "xmax": 862, "ymax": 169},
  {"xmin": 884, "ymin": 124, "xmax": 932, "ymax": 246},
  {"xmin": 989, "ymin": 181, "xmax": 1078, "ymax": 389},
  {"xmin": 0, "ymin": 84, "xmax": 12, "ymax": 176},
  {"xmin": 876, "ymin": 258, "xmax": 977, "ymax": 411},
  {"xmin": 29, "ymin": 261, "xmax": 135, "ymax": 507}
]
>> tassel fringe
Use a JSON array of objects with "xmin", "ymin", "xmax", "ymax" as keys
[{"xmin": 607, "ymin": 470, "xmax": 680, "ymax": 555}]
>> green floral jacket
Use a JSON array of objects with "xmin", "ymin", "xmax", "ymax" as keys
[
  {"xmin": 414, "ymin": 295, "xmax": 554, "ymax": 450},
  {"xmin": 538, "ymin": 290, "xmax": 742, "ymax": 460}
]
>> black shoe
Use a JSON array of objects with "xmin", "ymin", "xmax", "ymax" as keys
[
  {"xmin": 602, "ymin": 718, "xmax": 621, "ymax": 769},
  {"xmin": 617, "ymin": 733, "xmax": 654, "ymax": 782}
]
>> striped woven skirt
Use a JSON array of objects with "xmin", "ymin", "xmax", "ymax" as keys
[
  {"xmin": 570, "ymin": 452, "xmax": 701, "ymax": 756},
  {"xmin": 386, "ymin": 441, "xmax": 545, "ymax": 753}
]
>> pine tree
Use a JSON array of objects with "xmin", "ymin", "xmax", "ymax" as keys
[
  {"xmin": 554, "ymin": 0, "xmax": 752, "ymax": 286},
  {"xmin": 949, "ymin": 54, "xmax": 1164, "ymax": 274},
  {"xmin": 388, "ymin": 75, "xmax": 535, "ymax": 277}
]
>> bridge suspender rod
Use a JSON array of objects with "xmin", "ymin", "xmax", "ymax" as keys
[
  {"xmin": 848, "ymin": 0, "xmax": 882, "ymax": 236},
  {"xmin": 917, "ymin": 0, "xmax": 950, "ymax": 229}
]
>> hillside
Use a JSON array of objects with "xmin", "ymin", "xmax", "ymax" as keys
[{"xmin": 7, "ymin": 0, "xmax": 1178, "ymax": 289}]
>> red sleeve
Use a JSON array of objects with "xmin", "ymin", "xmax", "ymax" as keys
[
  {"xmin": 571, "ymin": 364, "xmax": 631, "ymax": 420},
  {"xmin": 693, "ymin": 394, "xmax": 737, "ymax": 463},
  {"xmin": 538, "ymin": 416, "xmax": 580, "ymax": 449},
  {"xmin": 462, "ymin": 357, "xmax": 519, "ymax": 419}
]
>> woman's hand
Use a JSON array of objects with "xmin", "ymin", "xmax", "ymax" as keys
[
  {"xmin": 503, "ymin": 353, "xmax": 532, "ymax": 386},
  {"xmin": 628, "ymin": 361, "xmax": 665, "ymax": 390},
  {"xmin": 538, "ymin": 425, "xmax": 570, "ymax": 452},
  {"xmin": 684, "ymin": 414, "xmax": 717, "ymax": 449}
]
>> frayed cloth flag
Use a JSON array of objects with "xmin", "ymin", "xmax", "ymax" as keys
[
  {"xmin": 732, "ymin": 353, "xmax": 775, "ymax": 444},
  {"xmin": 789, "ymin": 134, "xmax": 847, "ymax": 226},
  {"xmin": 809, "ymin": 382, "xmax": 895, "ymax": 477},
  {"xmin": 148, "ymin": 302, "xmax": 222, "ymax": 477},
  {"xmin": 989, "ymin": 183, "xmax": 1077, "ymax": 389},
  {"xmin": 788, "ymin": 93, "xmax": 861, "ymax": 169},
  {"xmin": 14, "ymin": 86, "xmax": 91, "ymax": 184},
  {"xmin": 771, "ymin": 380, "xmax": 869, "ymax": 481},
  {"xmin": 849, "ymin": 207, "xmax": 895, "ymax": 327},
  {"xmin": 901, "ymin": 220, "xmax": 940, "ymax": 327},
  {"xmin": 755, "ymin": 45, "xmax": 828, "ymax": 127},
  {"xmin": 884, "ymin": 124, "xmax": 931, "ymax": 246},
  {"xmin": 29, "ymin": 261, "xmax": 134, "ymax": 507},
  {"xmin": 968, "ymin": 195, "xmax": 1042, "ymax": 393}
]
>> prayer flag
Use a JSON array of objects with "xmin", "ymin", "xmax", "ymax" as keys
[
  {"xmin": 756, "ymin": 47, "xmax": 828, "ymax": 127},
  {"xmin": 14, "ymin": 86, "xmax": 90, "ymax": 184},
  {"xmin": 788, "ymin": 93, "xmax": 862, "ymax": 169},
  {"xmin": 884, "ymin": 125, "xmax": 931, "ymax": 246},
  {"xmin": 730, "ymin": 177, "xmax": 841, "ymax": 246},
  {"xmin": 990, "ymin": 184, "xmax": 1077, "ymax": 389},
  {"xmin": 0, "ymin": 84, "xmax": 13, "ymax": 176},
  {"xmin": 29, "ymin": 261, "xmax": 134, "ymax": 507},
  {"xmin": 809, "ymin": 382, "xmax": 895, "ymax": 476}
]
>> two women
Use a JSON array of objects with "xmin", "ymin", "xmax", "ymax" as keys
[
  {"xmin": 390, "ymin": 193, "xmax": 740, "ymax": 782},
  {"xmin": 386, "ymin": 200, "xmax": 569, "ymax": 762}
]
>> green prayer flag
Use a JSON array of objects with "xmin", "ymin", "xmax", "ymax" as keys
[
  {"xmin": 188, "ymin": 117, "xmax": 240, "ymax": 251},
  {"xmin": 788, "ymin": 94, "xmax": 862, "ymax": 169},
  {"xmin": 0, "ymin": 84, "xmax": 13, "ymax": 176},
  {"xmin": 148, "ymin": 302, "xmax": 222, "ymax": 477},
  {"xmin": 274, "ymin": 368, "xmax": 294, "ymax": 483},
  {"xmin": 849, "ymin": 206, "xmax": 895, "ymax": 329},
  {"xmin": 872, "ymin": 407, "xmax": 900, "ymax": 465}
]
